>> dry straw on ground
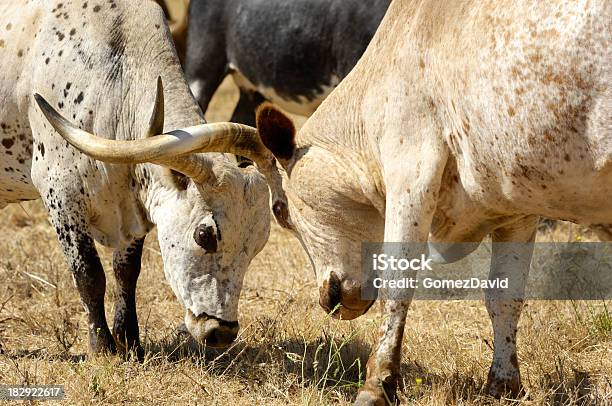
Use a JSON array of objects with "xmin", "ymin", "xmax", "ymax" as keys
[{"xmin": 0, "ymin": 79, "xmax": 610, "ymax": 405}]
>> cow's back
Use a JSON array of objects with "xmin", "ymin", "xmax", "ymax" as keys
[{"xmin": 0, "ymin": 0, "xmax": 196, "ymax": 210}]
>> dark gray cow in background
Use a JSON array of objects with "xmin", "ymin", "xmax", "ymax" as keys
[{"xmin": 185, "ymin": 0, "xmax": 392, "ymax": 125}]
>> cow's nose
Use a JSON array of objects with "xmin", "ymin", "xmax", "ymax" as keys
[
  {"xmin": 205, "ymin": 320, "xmax": 239, "ymax": 347},
  {"xmin": 319, "ymin": 273, "xmax": 374, "ymax": 320},
  {"xmin": 185, "ymin": 311, "xmax": 239, "ymax": 348}
]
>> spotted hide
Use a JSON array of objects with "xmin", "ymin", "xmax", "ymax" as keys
[
  {"xmin": 240, "ymin": 0, "xmax": 610, "ymax": 404},
  {"xmin": 0, "ymin": 0, "xmax": 273, "ymax": 355}
]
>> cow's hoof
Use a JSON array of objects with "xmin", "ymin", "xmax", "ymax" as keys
[
  {"xmin": 354, "ymin": 386, "xmax": 394, "ymax": 406},
  {"xmin": 485, "ymin": 374, "xmax": 522, "ymax": 399},
  {"xmin": 89, "ymin": 327, "xmax": 117, "ymax": 355}
]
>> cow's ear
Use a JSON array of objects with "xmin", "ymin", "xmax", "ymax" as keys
[
  {"xmin": 157, "ymin": 168, "xmax": 190, "ymax": 191},
  {"xmin": 256, "ymin": 103, "xmax": 296, "ymax": 168}
]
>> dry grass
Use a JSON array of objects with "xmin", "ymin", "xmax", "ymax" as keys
[{"xmin": 0, "ymin": 79, "xmax": 610, "ymax": 405}]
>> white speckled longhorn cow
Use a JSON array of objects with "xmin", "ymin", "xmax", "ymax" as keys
[
  {"xmin": 0, "ymin": 0, "xmax": 284, "ymax": 354},
  {"xmin": 131, "ymin": 0, "xmax": 609, "ymax": 404}
]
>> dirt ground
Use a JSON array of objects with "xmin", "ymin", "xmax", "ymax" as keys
[{"xmin": 0, "ymin": 74, "xmax": 610, "ymax": 405}]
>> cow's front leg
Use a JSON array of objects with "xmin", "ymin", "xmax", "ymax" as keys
[
  {"xmin": 47, "ymin": 208, "xmax": 116, "ymax": 354},
  {"xmin": 356, "ymin": 136, "xmax": 448, "ymax": 405},
  {"xmin": 230, "ymin": 89, "xmax": 266, "ymax": 166},
  {"xmin": 112, "ymin": 238, "xmax": 145, "ymax": 356},
  {"xmin": 230, "ymin": 89, "xmax": 266, "ymax": 127},
  {"xmin": 356, "ymin": 300, "xmax": 410, "ymax": 406},
  {"xmin": 485, "ymin": 217, "xmax": 537, "ymax": 398}
]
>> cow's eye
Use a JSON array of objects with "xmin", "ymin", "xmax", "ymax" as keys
[
  {"xmin": 272, "ymin": 200, "xmax": 292, "ymax": 230},
  {"xmin": 193, "ymin": 223, "xmax": 218, "ymax": 253}
]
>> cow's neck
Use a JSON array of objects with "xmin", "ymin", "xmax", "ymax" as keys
[
  {"xmin": 113, "ymin": 63, "xmax": 206, "ymax": 140},
  {"xmin": 298, "ymin": 76, "xmax": 386, "ymax": 215},
  {"xmin": 99, "ymin": 54, "xmax": 209, "ymax": 240},
  {"xmin": 293, "ymin": 0, "xmax": 431, "ymax": 216}
]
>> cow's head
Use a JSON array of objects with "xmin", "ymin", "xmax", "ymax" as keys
[
  {"xmin": 33, "ymin": 79, "xmax": 282, "ymax": 347},
  {"xmin": 253, "ymin": 104, "xmax": 382, "ymax": 320}
]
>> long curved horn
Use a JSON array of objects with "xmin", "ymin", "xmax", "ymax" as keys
[
  {"xmin": 32, "ymin": 83, "xmax": 286, "ymax": 205},
  {"xmin": 34, "ymin": 97, "xmax": 274, "ymax": 165}
]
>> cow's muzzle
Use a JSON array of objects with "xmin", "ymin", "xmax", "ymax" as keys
[
  {"xmin": 319, "ymin": 272, "xmax": 374, "ymax": 320},
  {"xmin": 184, "ymin": 310, "xmax": 239, "ymax": 347}
]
